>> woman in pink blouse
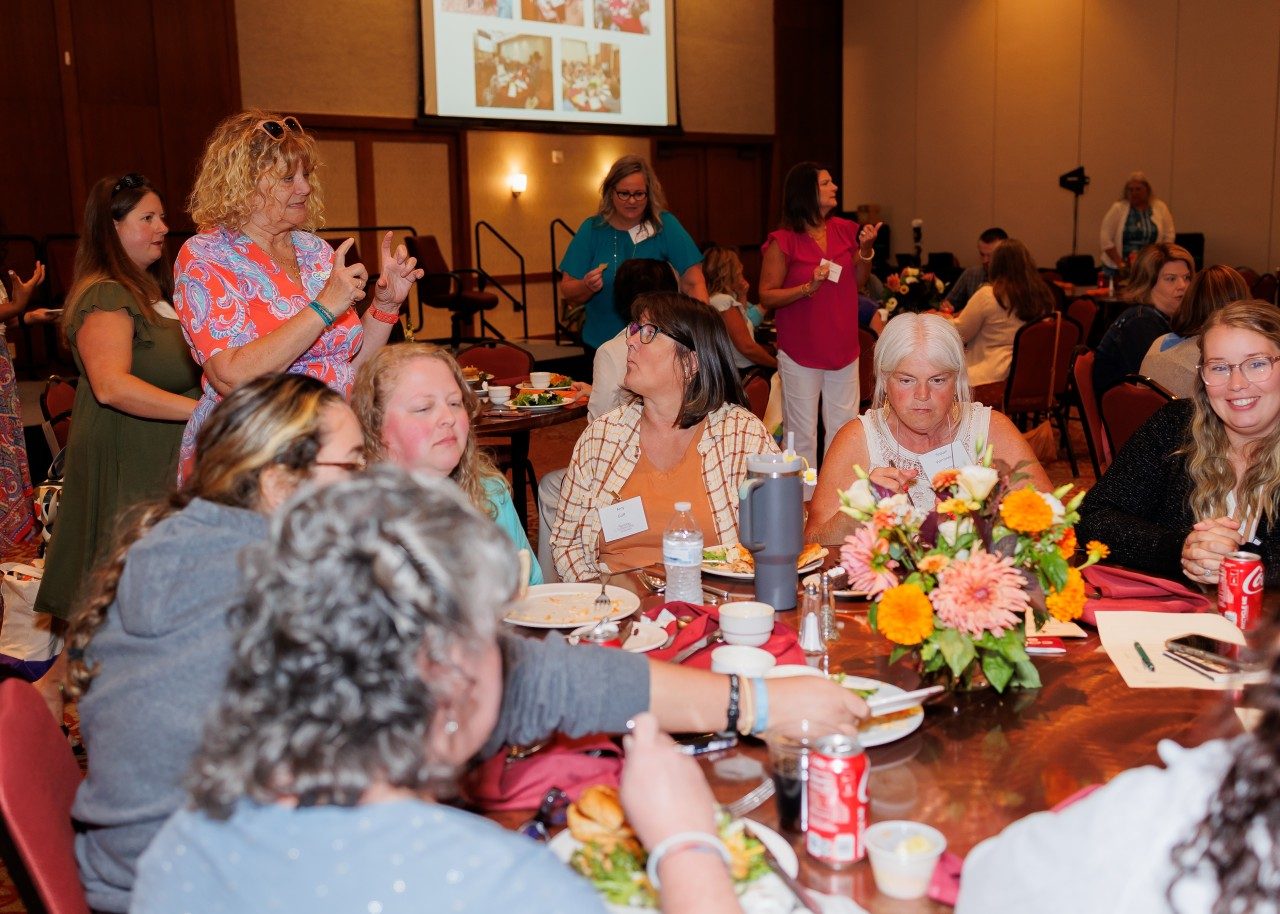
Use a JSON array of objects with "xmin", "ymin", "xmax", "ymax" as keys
[
  {"xmin": 758, "ymin": 162, "xmax": 881, "ymax": 470},
  {"xmin": 173, "ymin": 109, "xmax": 423, "ymax": 480}
]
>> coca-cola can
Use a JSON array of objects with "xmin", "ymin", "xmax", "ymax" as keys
[
  {"xmin": 805, "ymin": 734, "xmax": 869, "ymax": 868},
  {"xmin": 1218, "ymin": 551, "xmax": 1264, "ymax": 632}
]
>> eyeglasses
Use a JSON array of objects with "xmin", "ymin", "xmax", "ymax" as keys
[
  {"xmin": 257, "ymin": 116, "xmax": 304, "ymax": 140},
  {"xmin": 516, "ymin": 787, "xmax": 569, "ymax": 842},
  {"xmin": 627, "ymin": 321, "xmax": 671, "ymax": 345},
  {"xmin": 313, "ymin": 456, "xmax": 367, "ymax": 473},
  {"xmin": 1200, "ymin": 356, "xmax": 1280, "ymax": 387},
  {"xmin": 111, "ymin": 173, "xmax": 145, "ymax": 197},
  {"xmin": 613, "ymin": 189, "xmax": 648, "ymax": 202}
]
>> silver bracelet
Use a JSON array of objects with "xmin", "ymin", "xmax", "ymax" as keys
[{"xmin": 645, "ymin": 831, "xmax": 731, "ymax": 890}]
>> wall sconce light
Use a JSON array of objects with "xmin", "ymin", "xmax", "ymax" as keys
[{"xmin": 509, "ymin": 173, "xmax": 528, "ymax": 198}]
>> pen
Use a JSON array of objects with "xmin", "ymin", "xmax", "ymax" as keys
[{"xmin": 1134, "ymin": 641, "xmax": 1156, "ymax": 672}]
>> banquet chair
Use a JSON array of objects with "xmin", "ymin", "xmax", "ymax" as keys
[
  {"xmin": 39, "ymin": 376, "xmax": 78, "ymax": 455},
  {"xmin": 0, "ymin": 678, "xmax": 90, "ymax": 914},
  {"xmin": 858, "ymin": 327, "xmax": 877, "ymax": 410},
  {"xmin": 1100, "ymin": 375, "xmax": 1173, "ymax": 457},
  {"xmin": 1066, "ymin": 298, "xmax": 1098, "ymax": 346},
  {"xmin": 1252, "ymin": 272, "xmax": 1277, "ymax": 306},
  {"xmin": 741, "ymin": 367, "xmax": 771, "ymax": 420},
  {"xmin": 1002, "ymin": 315, "xmax": 1083, "ymax": 476},
  {"xmin": 403, "ymin": 235, "xmax": 500, "ymax": 349},
  {"xmin": 1068, "ymin": 348, "xmax": 1108, "ymax": 477},
  {"xmin": 456, "ymin": 340, "xmax": 535, "ymax": 388}
]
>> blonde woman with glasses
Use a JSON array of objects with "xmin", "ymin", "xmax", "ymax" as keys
[
  {"xmin": 173, "ymin": 109, "xmax": 423, "ymax": 481},
  {"xmin": 1079, "ymin": 299, "xmax": 1280, "ymax": 586}
]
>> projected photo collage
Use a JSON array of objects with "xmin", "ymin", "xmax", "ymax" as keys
[{"xmin": 443, "ymin": 0, "xmax": 653, "ymax": 116}]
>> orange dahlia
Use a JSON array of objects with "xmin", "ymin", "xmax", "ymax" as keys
[
  {"xmin": 875, "ymin": 583, "xmax": 935, "ymax": 645},
  {"xmin": 1045, "ymin": 566, "xmax": 1086, "ymax": 622},
  {"xmin": 931, "ymin": 468, "xmax": 959, "ymax": 491},
  {"xmin": 1056, "ymin": 528, "xmax": 1077, "ymax": 559},
  {"xmin": 1000, "ymin": 487, "xmax": 1054, "ymax": 534},
  {"xmin": 1086, "ymin": 540, "xmax": 1110, "ymax": 560}
]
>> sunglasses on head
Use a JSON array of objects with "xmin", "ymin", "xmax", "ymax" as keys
[
  {"xmin": 111, "ymin": 173, "xmax": 145, "ymax": 197},
  {"xmin": 257, "ymin": 116, "xmax": 304, "ymax": 140}
]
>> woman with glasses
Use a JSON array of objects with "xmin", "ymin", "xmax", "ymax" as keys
[
  {"xmin": 551, "ymin": 291, "xmax": 776, "ymax": 581},
  {"xmin": 1079, "ymin": 299, "xmax": 1280, "ymax": 586},
  {"xmin": 558, "ymin": 155, "xmax": 707, "ymax": 355},
  {"xmin": 66, "ymin": 374, "xmax": 367, "ymax": 913},
  {"xmin": 130, "ymin": 470, "xmax": 757, "ymax": 914},
  {"xmin": 758, "ymin": 162, "xmax": 882, "ymax": 472},
  {"xmin": 173, "ymin": 109, "xmax": 423, "ymax": 482},
  {"xmin": 352, "ymin": 342, "xmax": 542, "ymax": 584},
  {"xmin": 34, "ymin": 174, "xmax": 202, "ymax": 622}
]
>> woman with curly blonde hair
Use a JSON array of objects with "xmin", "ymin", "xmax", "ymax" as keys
[
  {"xmin": 352, "ymin": 342, "xmax": 542, "ymax": 583},
  {"xmin": 173, "ymin": 109, "xmax": 423, "ymax": 481},
  {"xmin": 1079, "ymin": 299, "xmax": 1280, "ymax": 586}
]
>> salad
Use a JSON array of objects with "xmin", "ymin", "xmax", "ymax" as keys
[
  {"xmin": 512, "ymin": 392, "xmax": 566, "ymax": 408},
  {"xmin": 830, "ymin": 672, "xmax": 879, "ymax": 699}
]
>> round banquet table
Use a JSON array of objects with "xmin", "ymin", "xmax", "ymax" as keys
[
  {"xmin": 473, "ymin": 400, "xmax": 587, "ymax": 530},
  {"xmin": 487, "ymin": 561, "xmax": 1255, "ymax": 912}
]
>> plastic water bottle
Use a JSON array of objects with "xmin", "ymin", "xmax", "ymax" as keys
[{"xmin": 663, "ymin": 501, "xmax": 703, "ymax": 604}]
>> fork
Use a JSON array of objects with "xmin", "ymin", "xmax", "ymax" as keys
[
  {"xmin": 722, "ymin": 778, "xmax": 776, "ymax": 819},
  {"xmin": 588, "ymin": 571, "xmax": 617, "ymax": 638}
]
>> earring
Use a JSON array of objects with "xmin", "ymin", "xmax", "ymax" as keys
[{"xmin": 444, "ymin": 719, "xmax": 460, "ymax": 735}]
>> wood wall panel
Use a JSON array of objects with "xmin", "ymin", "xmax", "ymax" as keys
[{"xmin": 774, "ymin": 0, "xmax": 843, "ymax": 217}]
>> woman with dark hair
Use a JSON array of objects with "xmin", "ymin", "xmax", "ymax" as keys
[
  {"xmin": 957, "ymin": 620, "xmax": 1280, "ymax": 913},
  {"xmin": 952, "ymin": 238, "xmax": 1056, "ymax": 393},
  {"xmin": 758, "ymin": 162, "xmax": 881, "ymax": 470},
  {"xmin": 34, "ymin": 173, "xmax": 202, "ymax": 621},
  {"xmin": 552, "ymin": 291, "xmax": 777, "ymax": 581},
  {"xmin": 1092, "ymin": 242, "xmax": 1194, "ymax": 396},
  {"xmin": 557, "ymin": 154, "xmax": 706, "ymax": 353},
  {"xmin": 131, "ymin": 469, "xmax": 760, "ymax": 914},
  {"xmin": 1079, "ymin": 299, "xmax": 1280, "ymax": 587},
  {"xmin": 1140, "ymin": 265, "xmax": 1250, "ymax": 398}
]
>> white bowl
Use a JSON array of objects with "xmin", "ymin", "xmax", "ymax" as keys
[
  {"xmin": 488, "ymin": 385, "xmax": 511, "ymax": 405},
  {"xmin": 719, "ymin": 601, "xmax": 775, "ymax": 646},
  {"xmin": 710, "ymin": 645, "xmax": 776, "ymax": 677},
  {"xmin": 865, "ymin": 820, "xmax": 946, "ymax": 900},
  {"xmin": 529, "ymin": 371, "xmax": 552, "ymax": 388}
]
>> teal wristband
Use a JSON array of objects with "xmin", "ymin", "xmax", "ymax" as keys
[
  {"xmin": 308, "ymin": 300, "xmax": 335, "ymax": 327},
  {"xmin": 750, "ymin": 677, "xmax": 769, "ymax": 735}
]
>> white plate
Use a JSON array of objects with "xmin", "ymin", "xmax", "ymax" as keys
[
  {"xmin": 801, "ymin": 572, "xmax": 869, "ymax": 600},
  {"xmin": 701, "ymin": 547, "xmax": 828, "ymax": 581},
  {"xmin": 517, "ymin": 381, "xmax": 572, "ymax": 391},
  {"xmin": 837, "ymin": 675, "xmax": 926, "ymax": 748},
  {"xmin": 549, "ymin": 821, "xmax": 797, "ymax": 913},
  {"xmin": 511, "ymin": 397, "xmax": 571, "ymax": 411},
  {"xmin": 504, "ymin": 584, "xmax": 639, "ymax": 629},
  {"xmin": 571, "ymin": 619, "xmax": 668, "ymax": 653}
]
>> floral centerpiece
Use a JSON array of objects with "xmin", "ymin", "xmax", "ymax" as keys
[
  {"xmin": 882, "ymin": 267, "xmax": 945, "ymax": 315},
  {"xmin": 838, "ymin": 446, "xmax": 1108, "ymax": 692}
]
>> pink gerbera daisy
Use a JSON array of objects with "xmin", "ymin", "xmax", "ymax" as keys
[
  {"xmin": 840, "ymin": 526, "xmax": 899, "ymax": 597},
  {"xmin": 929, "ymin": 551, "xmax": 1029, "ymax": 637}
]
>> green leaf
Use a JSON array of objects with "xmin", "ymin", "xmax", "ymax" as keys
[
  {"xmin": 889, "ymin": 644, "xmax": 912, "ymax": 665},
  {"xmin": 1012, "ymin": 657, "xmax": 1042, "ymax": 689},
  {"xmin": 935, "ymin": 627, "xmax": 976, "ymax": 679},
  {"xmin": 868, "ymin": 602, "xmax": 879, "ymax": 631},
  {"xmin": 981, "ymin": 650, "xmax": 1014, "ymax": 692}
]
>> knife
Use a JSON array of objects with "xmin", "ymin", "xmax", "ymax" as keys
[
  {"xmin": 759, "ymin": 841, "xmax": 822, "ymax": 914},
  {"xmin": 670, "ymin": 630, "xmax": 722, "ymax": 664},
  {"xmin": 866, "ymin": 685, "xmax": 945, "ymax": 716}
]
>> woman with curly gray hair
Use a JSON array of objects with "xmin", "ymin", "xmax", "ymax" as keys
[{"xmin": 131, "ymin": 468, "xmax": 751, "ymax": 914}]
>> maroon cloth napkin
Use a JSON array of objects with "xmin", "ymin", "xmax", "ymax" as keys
[
  {"xmin": 643, "ymin": 601, "xmax": 806, "ymax": 667},
  {"xmin": 1080, "ymin": 565, "xmax": 1212, "ymax": 625},
  {"xmin": 466, "ymin": 732, "xmax": 621, "ymax": 811}
]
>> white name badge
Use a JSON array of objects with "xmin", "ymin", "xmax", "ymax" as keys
[
  {"xmin": 820, "ymin": 259, "xmax": 843, "ymax": 283},
  {"xmin": 598, "ymin": 496, "xmax": 649, "ymax": 543},
  {"xmin": 629, "ymin": 221, "xmax": 656, "ymax": 245}
]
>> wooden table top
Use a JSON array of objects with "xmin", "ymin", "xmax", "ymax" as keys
[
  {"xmin": 490, "ymin": 567, "xmax": 1248, "ymax": 912},
  {"xmin": 473, "ymin": 401, "xmax": 589, "ymax": 433}
]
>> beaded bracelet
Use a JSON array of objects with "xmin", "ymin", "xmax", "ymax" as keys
[
  {"xmin": 725, "ymin": 673, "xmax": 740, "ymax": 734},
  {"xmin": 645, "ymin": 832, "xmax": 732, "ymax": 890},
  {"xmin": 308, "ymin": 300, "xmax": 336, "ymax": 327},
  {"xmin": 749, "ymin": 677, "xmax": 769, "ymax": 735}
]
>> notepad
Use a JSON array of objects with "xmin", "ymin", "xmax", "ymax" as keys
[{"xmin": 1096, "ymin": 611, "xmax": 1246, "ymax": 690}]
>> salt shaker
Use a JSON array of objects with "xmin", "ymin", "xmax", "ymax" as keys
[{"xmin": 799, "ymin": 582, "xmax": 824, "ymax": 655}]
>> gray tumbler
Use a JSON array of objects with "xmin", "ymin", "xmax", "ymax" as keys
[{"xmin": 737, "ymin": 453, "xmax": 803, "ymax": 610}]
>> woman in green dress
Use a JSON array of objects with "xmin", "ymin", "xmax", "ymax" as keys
[{"xmin": 35, "ymin": 174, "xmax": 201, "ymax": 620}]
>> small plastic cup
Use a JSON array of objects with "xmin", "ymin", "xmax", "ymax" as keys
[
  {"xmin": 864, "ymin": 820, "xmax": 946, "ymax": 900},
  {"xmin": 763, "ymin": 718, "xmax": 840, "ymax": 832}
]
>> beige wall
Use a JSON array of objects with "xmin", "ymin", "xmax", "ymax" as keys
[{"xmin": 844, "ymin": 0, "xmax": 1280, "ymax": 275}]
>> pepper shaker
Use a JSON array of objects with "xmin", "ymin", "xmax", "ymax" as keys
[{"xmin": 819, "ymin": 570, "xmax": 839, "ymax": 643}]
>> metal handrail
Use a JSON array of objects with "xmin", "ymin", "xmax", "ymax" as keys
[
  {"xmin": 318, "ymin": 224, "xmax": 420, "ymax": 239},
  {"xmin": 473, "ymin": 220, "xmax": 528, "ymax": 338},
  {"xmin": 549, "ymin": 217, "xmax": 577, "ymax": 345}
]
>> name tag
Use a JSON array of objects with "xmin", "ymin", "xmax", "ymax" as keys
[
  {"xmin": 629, "ymin": 222, "xmax": 656, "ymax": 245},
  {"xmin": 598, "ymin": 496, "xmax": 648, "ymax": 543},
  {"xmin": 820, "ymin": 259, "xmax": 843, "ymax": 283}
]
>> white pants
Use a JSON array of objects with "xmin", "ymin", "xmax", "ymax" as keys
[
  {"xmin": 777, "ymin": 350, "xmax": 859, "ymax": 471},
  {"xmin": 536, "ymin": 467, "xmax": 566, "ymax": 583}
]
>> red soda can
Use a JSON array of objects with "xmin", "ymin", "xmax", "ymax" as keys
[
  {"xmin": 1218, "ymin": 551, "xmax": 1264, "ymax": 632},
  {"xmin": 805, "ymin": 734, "xmax": 869, "ymax": 868}
]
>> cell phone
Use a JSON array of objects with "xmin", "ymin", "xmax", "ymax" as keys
[
  {"xmin": 673, "ymin": 732, "xmax": 738, "ymax": 756},
  {"xmin": 1163, "ymin": 634, "xmax": 1263, "ymax": 679}
]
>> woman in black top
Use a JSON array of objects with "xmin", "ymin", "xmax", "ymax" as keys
[
  {"xmin": 1079, "ymin": 300, "xmax": 1280, "ymax": 586},
  {"xmin": 1092, "ymin": 242, "xmax": 1193, "ymax": 396}
]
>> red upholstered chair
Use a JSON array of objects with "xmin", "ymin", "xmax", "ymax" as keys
[
  {"xmin": 1252, "ymin": 272, "xmax": 1277, "ymax": 306},
  {"xmin": 741, "ymin": 367, "xmax": 771, "ymax": 420},
  {"xmin": 1069, "ymin": 348, "xmax": 1109, "ymax": 477},
  {"xmin": 456, "ymin": 340, "xmax": 536, "ymax": 388},
  {"xmin": 858, "ymin": 327, "xmax": 877, "ymax": 410},
  {"xmin": 1100, "ymin": 375, "xmax": 1173, "ymax": 457},
  {"xmin": 1002, "ymin": 315, "xmax": 1083, "ymax": 475},
  {"xmin": 0, "ymin": 678, "xmax": 90, "ymax": 914},
  {"xmin": 40, "ymin": 375, "xmax": 78, "ymax": 454},
  {"xmin": 1066, "ymin": 298, "xmax": 1098, "ymax": 345}
]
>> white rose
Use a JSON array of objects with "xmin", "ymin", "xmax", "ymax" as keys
[
  {"xmin": 842, "ymin": 477, "xmax": 877, "ymax": 515},
  {"xmin": 1038, "ymin": 491, "xmax": 1066, "ymax": 524},
  {"xmin": 955, "ymin": 465, "xmax": 999, "ymax": 503},
  {"xmin": 936, "ymin": 517, "xmax": 975, "ymax": 552}
]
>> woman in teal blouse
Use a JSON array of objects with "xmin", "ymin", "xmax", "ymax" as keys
[{"xmin": 558, "ymin": 155, "xmax": 706, "ymax": 352}]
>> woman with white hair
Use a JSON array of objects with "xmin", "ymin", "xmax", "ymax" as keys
[
  {"xmin": 804, "ymin": 313, "xmax": 1050, "ymax": 543},
  {"xmin": 1100, "ymin": 171, "xmax": 1176, "ymax": 272}
]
